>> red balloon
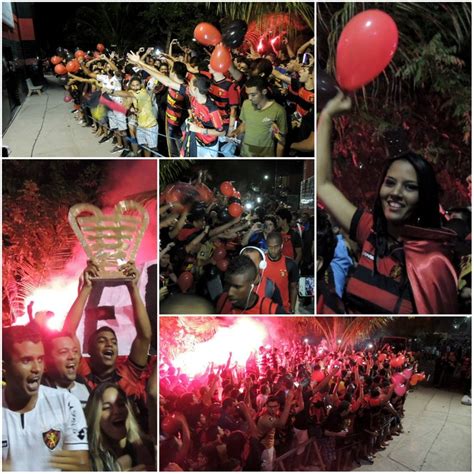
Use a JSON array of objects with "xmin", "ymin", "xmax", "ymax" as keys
[
  {"xmin": 210, "ymin": 43, "xmax": 232, "ymax": 73},
  {"xmin": 216, "ymin": 259, "xmax": 229, "ymax": 272},
  {"xmin": 161, "ymin": 414, "xmax": 181, "ymax": 435},
  {"xmin": 228, "ymin": 202, "xmax": 243, "ymax": 218},
  {"xmin": 66, "ymin": 60, "xmax": 81, "ymax": 73},
  {"xmin": 220, "ymin": 181, "xmax": 234, "ymax": 197},
  {"xmin": 177, "ymin": 272, "xmax": 193, "ymax": 293},
  {"xmin": 50, "ymin": 55, "xmax": 63, "ymax": 65},
  {"xmin": 336, "ymin": 10, "xmax": 398, "ymax": 91},
  {"xmin": 74, "ymin": 50, "xmax": 86, "ymax": 59},
  {"xmin": 93, "ymin": 51, "xmax": 101, "ymax": 59},
  {"xmin": 194, "ymin": 22, "xmax": 222, "ymax": 47},
  {"xmin": 54, "ymin": 64, "xmax": 67, "ymax": 75},
  {"xmin": 213, "ymin": 247, "xmax": 227, "ymax": 261},
  {"xmin": 96, "ymin": 43, "xmax": 105, "ymax": 52}
]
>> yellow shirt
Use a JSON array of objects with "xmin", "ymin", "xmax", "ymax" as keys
[{"xmin": 133, "ymin": 89, "xmax": 157, "ymax": 128}]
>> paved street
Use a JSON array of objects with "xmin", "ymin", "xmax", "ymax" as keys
[
  {"xmin": 3, "ymin": 75, "xmax": 113, "ymax": 157},
  {"xmin": 353, "ymin": 386, "xmax": 471, "ymax": 472}
]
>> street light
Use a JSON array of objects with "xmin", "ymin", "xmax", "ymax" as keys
[{"xmin": 263, "ymin": 174, "xmax": 269, "ymax": 180}]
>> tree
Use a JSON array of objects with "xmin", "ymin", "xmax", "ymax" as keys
[{"xmin": 2, "ymin": 161, "xmax": 106, "ymax": 325}]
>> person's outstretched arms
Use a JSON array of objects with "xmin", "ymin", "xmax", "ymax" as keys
[
  {"xmin": 317, "ymin": 91, "xmax": 357, "ymax": 233},
  {"xmin": 121, "ymin": 262, "xmax": 152, "ymax": 367},
  {"xmin": 127, "ymin": 51, "xmax": 182, "ymax": 91}
]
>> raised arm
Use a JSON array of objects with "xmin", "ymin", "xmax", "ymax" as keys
[
  {"xmin": 127, "ymin": 51, "xmax": 182, "ymax": 91},
  {"xmin": 101, "ymin": 54, "xmax": 119, "ymax": 73},
  {"xmin": 67, "ymin": 73, "xmax": 97, "ymax": 84},
  {"xmin": 317, "ymin": 91, "xmax": 357, "ymax": 233},
  {"xmin": 121, "ymin": 262, "xmax": 152, "ymax": 367},
  {"xmin": 62, "ymin": 261, "xmax": 99, "ymax": 337},
  {"xmin": 209, "ymin": 217, "xmax": 241, "ymax": 238},
  {"xmin": 272, "ymin": 67, "xmax": 291, "ymax": 85},
  {"xmin": 297, "ymin": 37, "xmax": 315, "ymax": 56}
]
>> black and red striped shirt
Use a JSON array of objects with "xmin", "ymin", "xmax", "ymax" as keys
[
  {"xmin": 344, "ymin": 209, "xmax": 415, "ymax": 314},
  {"xmin": 166, "ymin": 86, "xmax": 187, "ymax": 128},
  {"xmin": 180, "ymin": 84, "xmax": 224, "ymax": 146},
  {"xmin": 216, "ymin": 292, "xmax": 285, "ymax": 314},
  {"xmin": 208, "ymin": 76, "xmax": 240, "ymax": 127},
  {"xmin": 289, "ymin": 78, "xmax": 314, "ymax": 117}
]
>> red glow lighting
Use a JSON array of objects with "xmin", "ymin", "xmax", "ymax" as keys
[
  {"xmin": 257, "ymin": 36, "xmax": 265, "ymax": 53},
  {"xmin": 172, "ymin": 319, "xmax": 268, "ymax": 377},
  {"xmin": 17, "ymin": 278, "xmax": 78, "ymax": 328}
]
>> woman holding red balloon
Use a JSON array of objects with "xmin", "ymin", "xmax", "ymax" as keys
[{"xmin": 317, "ymin": 92, "xmax": 459, "ymax": 314}]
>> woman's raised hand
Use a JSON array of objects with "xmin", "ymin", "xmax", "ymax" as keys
[{"xmin": 322, "ymin": 90, "xmax": 352, "ymax": 118}]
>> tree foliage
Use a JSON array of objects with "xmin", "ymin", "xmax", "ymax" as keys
[{"xmin": 2, "ymin": 161, "xmax": 106, "ymax": 325}]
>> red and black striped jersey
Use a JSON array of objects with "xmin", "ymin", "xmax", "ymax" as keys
[
  {"xmin": 166, "ymin": 85, "xmax": 187, "ymax": 128},
  {"xmin": 289, "ymin": 78, "xmax": 315, "ymax": 117},
  {"xmin": 216, "ymin": 292, "xmax": 285, "ymax": 314},
  {"xmin": 180, "ymin": 84, "xmax": 224, "ymax": 146},
  {"xmin": 344, "ymin": 209, "xmax": 415, "ymax": 314},
  {"xmin": 208, "ymin": 76, "xmax": 240, "ymax": 126}
]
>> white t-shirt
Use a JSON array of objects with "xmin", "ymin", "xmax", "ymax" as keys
[
  {"xmin": 96, "ymin": 73, "xmax": 123, "ymax": 104},
  {"xmin": 2, "ymin": 386, "xmax": 88, "ymax": 471},
  {"xmin": 56, "ymin": 381, "xmax": 90, "ymax": 409}
]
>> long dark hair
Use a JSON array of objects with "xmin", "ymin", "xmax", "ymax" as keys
[{"xmin": 373, "ymin": 151, "xmax": 441, "ymax": 256}]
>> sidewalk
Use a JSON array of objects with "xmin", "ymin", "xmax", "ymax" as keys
[
  {"xmin": 354, "ymin": 385, "xmax": 471, "ymax": 471},
  {"xmin": 2, "ymin": 75, "xmax": 118, "ymax": 157}
]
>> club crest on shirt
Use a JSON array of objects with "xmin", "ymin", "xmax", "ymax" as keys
[{"xmin": 43, "ymin": 429, "xmax": 61, "ymax": 450}]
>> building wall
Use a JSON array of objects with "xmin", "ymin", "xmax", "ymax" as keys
[{"xmin": 2, "ymin": 2, "xmax": 39, "ymax": 133}]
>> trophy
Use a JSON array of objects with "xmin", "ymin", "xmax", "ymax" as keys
[{"xmin": 68, "ymin": 200, "xmax": 150, "ymax": 281}]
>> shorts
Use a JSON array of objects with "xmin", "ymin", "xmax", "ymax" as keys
[
  {"xmin": 108, "ymin": 110, "xmax": 127, "ymax": 131},
  {"xmin": 128, "ymin": 115, "xmax": 138, "ymax": 129},
  {"xmin": 137, "ymin": 124, "xmax": 158, "ymax": 149}
]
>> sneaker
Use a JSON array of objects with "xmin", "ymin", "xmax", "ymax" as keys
[
  {"xmin": 110, "ymin": 146, "xmax": 124, "ymax": 153},
  {"xmin": 99, "ymin": 135, "xmax": 113, "ymax": 144},
  {"xmin": 120, "ymin": 148, "xmax": 131, "ymax": 157}
]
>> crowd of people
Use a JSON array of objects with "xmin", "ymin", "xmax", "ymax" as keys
[
  {"xmin": 61, "ymin": 34, "xmax": 314, "ymax": 157},
  {"xmin": 317, "ymin": 92, "xmax": 471, "ymax": 315},
  {"xmin": 160, "ymin": 338, "xmax": 421, "ymax": 471},
  {"xmin": 159, "ymin": 175, "xmax": 314, "ymax": 315},
  {"xmin": 2, "ymin": 262, "xmax": 157, "ymax": 471}
]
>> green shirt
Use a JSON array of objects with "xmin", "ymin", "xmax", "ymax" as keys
[{"xmin": 239, "ymin": 99, "xmax": 287, "ymax": 157}]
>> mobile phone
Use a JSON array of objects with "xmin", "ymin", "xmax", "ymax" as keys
[
  {"xmin": 298, "ymin": 277, "xmax": 314, "ymax": 297},
  {"xmin": 302, "ymin": 53, "xmax": 310, "ymax": 65}
]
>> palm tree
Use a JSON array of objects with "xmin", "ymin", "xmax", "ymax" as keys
[
  {"xmin": 211, "ymin": 2, "xmax": 314, "ymax": 30},
  {"xmin": 160, "ymin": 160, "xmax": 194, "ymax": 188},
  {"xmin": 277, "ymin": 317, "xmax": 389, "ymax": 351}
]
